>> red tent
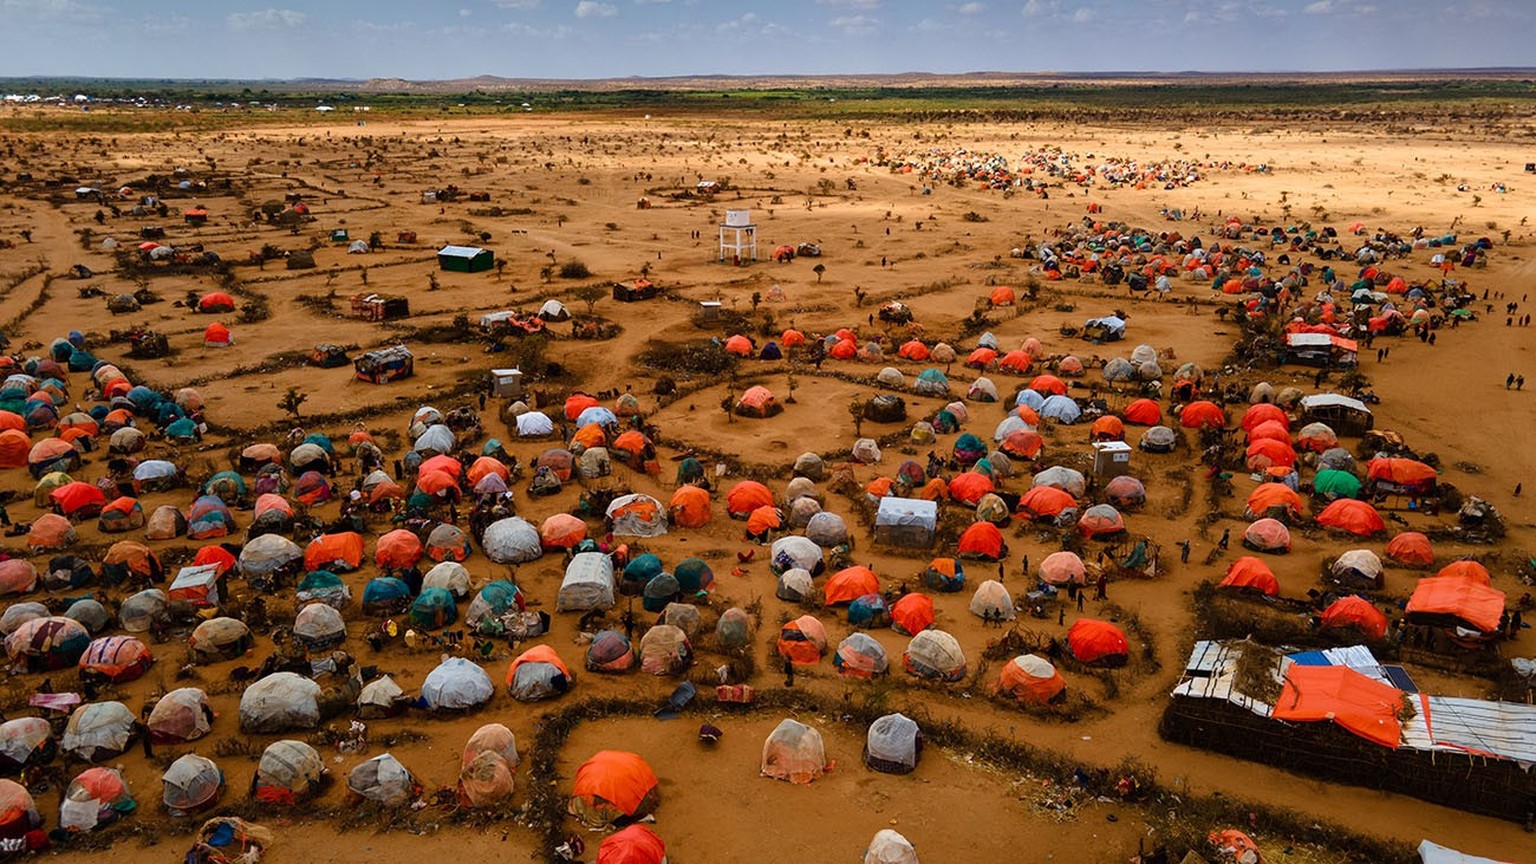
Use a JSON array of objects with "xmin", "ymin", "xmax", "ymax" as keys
[
  {"xmin": 1122, "ymin": 398, "xmax": 1161, "ymax": 425},
  {"xmin": 1319, "ymin": 596, "xmax": 1389, "ymax": 640},
  {"xmin": 1179, "ymin": 401, "xmax": 1226, "ymax": 429},
  {"xmin": 1067, "ymin": 619, "xmax": 1128, "ymax": 666},
  {"xmin": 1220, "ymin": 556, "xmax": 1279, "ymax": 595},
  {"xmin": 1272, "ymin": 665, "xmax": 1402, "ymax": 748},
  {"xmin": 824, "ymin": 566, "xmax": 879, "ymax": 606},
  {"xmin": 1240, "ymin": 403, "xmax": 1289, "ymax": 432},
  {"xmin": 957, "ymin": 522, "xmax": 1004, "ymax": 560},
  {"xmin": 1316, "ymin": 499, "xmax": 1385, "ymax": 536},
  {"xmin": 1384, "ymin": 532, "xmax": 1434, "ymax": 566},
  {"xmin": 890, "ymin": 593, "xmax": 935, "ymax": 636}
]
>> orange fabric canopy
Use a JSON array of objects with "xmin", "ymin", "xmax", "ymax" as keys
[
  {"xmin": 1367, "ymin": 458, "xmax": 1437, "ymax": 486},
  {"xmin": 1273, "ymin": 665, "xmax": 1403, "ymax": 748},
  {"xmin": 1220, "ymin": 556, "xmax": 1279, "ymax": 595},
  {"xmin": 1179, "ymin": 401, "xmax": 1226, "ymax": 429},
  {"xmin": 957, "ymin": 522, "xmax": 1003, "ymax": 559},
  {"xmin": 1016, "ymin": 485, "xmax": 1076, "ymax": 519},
  {"xmin": 1320, "ymin": 596, "xmax": 1389, "ymax": 640},
  {"xmin": 668, "ymin": 485, "xmax": 711, "ymax": 528},
  {"xmin": 726, "ymin": 481, "xmax": 774, "ymax": 516},
  {"xmin": 1122, "ymin": 398, "xmax": 1161, "ymax": 425},
  {"xmin": 572, "ymin": 751, "xmax": 657, "ymax": 818},
  {"xmin": 1240, "ymin": 402, "xmax": 1289, "ymax": 432},
  {"xmin": 1435, "ymin": 559, "xmax": 1490, "ymax": 586},
  {"xmin": 1406, "ymin": 576, "xmax": 1505, "ymax": 632},
  {"xmin": 1316, "ymin": 499, "xmax": 1385, "ymax": 535},
  {"xmin": 824, "ymin": 566, "xmax": 879, "ymax": 605},
  {"xmin": 1385, "ymin": 532, "xmax": 1433, "ymax": 566},
  {"xmin": 1246, "ymin": 483, "xmax": 1304, "ymax": 519}
]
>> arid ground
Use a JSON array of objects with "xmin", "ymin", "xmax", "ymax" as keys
[{"xmin": 0, "ymin": 100, "xmax": 1532, "ymax": 864}]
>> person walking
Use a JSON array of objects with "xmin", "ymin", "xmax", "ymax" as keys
[
  {"xmin": 1509, "ymin": 373, "xmax": 1516, "ymax": 390},
  {"xmin": 1178, "ymin": 540, "xmax": 1191, "ymax": 564},
  {"xmin": 1076, "ymin": 591, "xmax": 1085, "ymax": 612},
  {"xmin": 1217, "ymin": 528, "xmax": 1230, "ymax": 551},
  {"xmin": 1094, "ymin": 573, "xmax": 1108, "ymax": 601},
  {"xmin": 1520, "ymin": 375, "xmax": 1527, "ymax": 391}
]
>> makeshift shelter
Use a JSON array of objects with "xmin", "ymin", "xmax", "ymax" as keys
[
  {"xmin": 238, "ymin": 534, "xmax": 302, "ymax": 580},
  {"xmin": 639, "ymin": 625, "xmax": 692, "ymax": 676},
  {"xmin": 1242, "ymin": 518, "xmax": 1292, "ymax": 553},
  {"xmin": 238, "ymin": 672, "xmax": 321, "ymax": 733},
  {"xmin": 1317, "ymin": 499, "xmax": 1386, "ymax": 536},
  {"xmin": 864, "ymin": 713, "xmax": 921, "ymax": 774},
  {"xmin": 162, "ymin": 753, "xmax": 224, "ymax": 817},
  {"xmin": 834, "ymin": 632, "xmax": 889, "ymax": 679},
  {"xmin": 777, "ymin": 615, "xmax": 827, "ymax": 665},
  {"xmin": 968, "ymin": 580, "xmax": 1015, "ymax": 622},
  {"xmin": 586, "ymin": 630, "xmax": 636, "ymax": 673},
  {"xmin": 61, "ymin": 702, "xmax": 137, "ymax": 762},
  {"xmin": 1386, "ymin": 532, "xmax": 1434, "ymax": 567},
  {"xmin": 1271, "ymin": 665, "xmax": 1404, "ymax": 748},
  {"xmin": 873, "ymin": 497, "xmax": 937, "ymax": 548},
  {"xmin": 505, "ymin": 645, "xmax": 572, "ymax": 702},
  {"xmin": 825, "ymin": 566, "xmax": 880, "ymax": 606},
  {"xmin": 79, "ymin": 635, "xmax": 152, "ymax": 683},
  {"xmin": 59, "ymin": 766, "xmax": 134, "ymax": 832},
  {"xmin": 483, "ymin": 517, "xmax": 543, "ymax": 564},
  {"xmin": 354, "ymin": 346, "xmax": 414, "ymax": 383},
  {"xmin": 770, "ymin": 535, "xmax": 824, "ymax": 574},
  {"xmin": 570, "ymin": 750, "xmax": 659, "ymax": 827},
  {"xmin": 147, "ymin": 688, "xmax": 212, "ymax": 743},
  {"xmin": 1330, "ymin": 549, "xmax": 1385, "ymax": 589},
  {"xmin": 421, "ymin": 657, "xmax": 494, "ymax": 711},
  {"xmin": 6, "ymin": 616, "xmax": 89, "ymax": 672},
  {"xmin": 348, "ymin": 753, "xmax": 419, "ymax": 805},
  {"xmin": 606, "ymin": 494, "xmax": 667, "ymax": 538},
  {"xmin": 864, "ymin": 830, "xmax": 920, "ymax": 864},
  {"xmin": 904, "ymin": 630, "xmax": 967, "ymax": 681},
  {"xmin": 1406, "ymin": 577, "xmax": 1505, "ymax": 634},
  {"xmin": 761, "ymin": 719, "xmax": 827, "ymax": 784},
  {"xmin": 438, "ymin": 245, "xmax": 494, "ymax": 273},
  {"xmin": 558, "ymin": 552, "xmax": 616, "ymax": 612},
  {"xmin": 253, "ymin": 740, "xmax": 325, "ymax": 805},
  {"xmin": 1320, "ymin": 596, "xmax": 1389, "ymax": 640},
  {"xmin": 1067, "ymin": 619, "xmax": 1129, "ymax": 667},
  {"xmin": 0, "ymin": 717, "xmax": 53, "ymax": 775},
  {"xmin": 995, "ymin": 654, "xmax": 1066, "ymax": 705},
  {"xmin": 598, "ymin": 825, "xmax": 667, "ymax": 864},
  {"xmin": 1220, "ymin": 557, "xmax": 1280, "ymax": 596}
]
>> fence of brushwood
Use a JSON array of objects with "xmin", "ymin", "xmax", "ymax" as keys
[{"xmin": 1159, "ymin": 694, "xmax": 1536, "ymax": 823}]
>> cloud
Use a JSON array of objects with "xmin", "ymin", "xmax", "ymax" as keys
[
  {"xmin": 1303, "ymin": 0, "xmax": 1332, "ymax": 12},
  {"xmin": 817, "ymin": 0, "xmax": 880, "ymax": 8},
  {"xmin": 830, "ymin": 13, "xmax": 879, "ymax": 34},
  {"xmin": 495, "ymin": 0, "xmax": 539, "ymax": 8},
  {"xmin": 459, "ymin": 8, "xmax": 472, "ymax": 16},
  {"xmin": 575, "ymin": 0, "xmax": 617, "ymax": 17},
  {"xmin": 1021, "ymin": 0, "xmax": 1059, "ymax": 17},
  {"xmin": 956, "ymin": 2, "xmax": 986, "ymax": 13},
  {"xmin": 227, "ymin": 8, "xmax": 306, "ymax": 30},
  {"xmin": 1071, "ymin": 5, "xmax": 1094, "ymax": 21},
  {"xmin": 2, "ymin": 0, "xmax": 106, "ymax": 22}
]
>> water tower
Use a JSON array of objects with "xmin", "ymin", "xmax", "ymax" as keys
[{"xmin": 718, "ymin": 209, "xmax": 757, "ymax": 265}]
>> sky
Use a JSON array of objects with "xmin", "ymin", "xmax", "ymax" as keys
[{"xmin": 0, "ymin": 0, "xmax": 1532, "ymax": 81}]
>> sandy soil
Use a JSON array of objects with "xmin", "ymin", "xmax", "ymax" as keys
[{"xmin": 0, "ymin": 107, "xmax": 1532, "ymax": 863}]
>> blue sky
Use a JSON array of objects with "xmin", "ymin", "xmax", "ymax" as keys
[{"xmin": 0, "ymin": 0, "xmax": 1531, "ymax": 80}]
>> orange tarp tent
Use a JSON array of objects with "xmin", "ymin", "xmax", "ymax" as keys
[
  {"xmin": 1245, "ymin": 438, "xmax": 1296, "ymax": 470},
  {"xmin": 1220, "ymin": 556, "xmax": 1279, "ymax": 595},
  {"xmin": 994, "ymin": 654, "xmax": 1066, "ymax": 705},
  {"xmin": 1367, "ymin": 458, "xmax": 1437, "ymax": 487},
  {"xmin": 998, "ymin": 351, "xmax": 1032, "ymax": 373},
  {"xmin": 723, "ymin": 335, "xmax": 753, "ymax": 357},
  {"xmin": 726, "ymin": 481, "xmax": 774, "ymax": 517},
  {"xmin": 668, "ymin": 485, "xmax": 712, "ymax": 528},
  {"xmin": 540, "ymin": 513, "xmax": 588, "ymax": 549},
  {"xmin": 897, "ymin": 340, "xmax": 929, "ymax": 361},
  {"xmin": 1435, "ymin": 560, "xmax": 1490, "ymax": 586},
  {"xmin": 890, "ymin": 593, "xmax": 934, "ymax": 635},
  {"xmin": 824, "ymin": 566, "xmax": 879, "ymax": 606},
  {"xmin": 505, "ymin": 644, "xmax": 570, "ymax": 686},
  {"xmin": 1247, "ymin": 419, "xmax": 1290, "ymax": 444},
  {"xmin": 1179, "ymin": 401, "xmax": 1226, "ymax": 429},
  {"xmin": 1273, "ymin": 665, "xmax": 1403, "ymax": 748},
  {"xmin": 1316, "ymin": 499, "xmax": 1385, "ymax": 535},
  {"xmin": 966, "ymin": 347, "xmax": 998, "ymax": 368},
  {"xmin": 1240, "ymin": 403, "xmax": 1289, "ymax": 432},
  {"xmin": 988, "ymin": 285, "xmax": 1016, "ymax": 306},
  {"xmin": 1001, "ymin": 429, "xmax": 1044, "ymax": 460},
  {"xmin": 598, "ymin": 824, "xmax": 666, "ymax": 864},
  {"xmin": 1016, "ymin": 485, "xmax": 1076, "ymax": 519},
  {"xmin": 0, "ymin": 429, "xmax": 29, "ymax": 468},
  {"xmin": 948, "ymin": 471, "xmax": 994, "ymax": 505},
  {"xmin": 1028, "ymin": 374, "xmax": 1067, "ymax": 395},
  {"xmin": 570, "ymin": 423, "xmax": 607, "ymax": 450},
  {"xmin": 1385, "ymin": 532, "xmax": 1434, "ymax": 566},
  {"xmin": 1406, "ymin": 576, "xmax": 1505, "ymax": 632},
  {"xmin": 1067, "ymin": 619, "xmax": 1128, "ymax": 666},
  {"xmin": 564, "ymin": 393, "xmax": 599, "ymax": 421},
  {"xmin": 1122, "ymin": 398, "xmax": 1161, "ymax": 425},
  {"xmin": 745, "ymin": 505, "xmax": 781, "ymax": 536},
  {"xmin": 571, "ymin": 751, "xmax": 659, "ymax": 823},
  {"xmin": 467, "ymin": 456, "xmax": 510, "ymax": 486},
  {"xmin": 304, "ymin": 532, "xmax": 364, "ymax": 572},
  {"xmin": 1320, "ymin": 596, "xmax": 1389, "ymax": 640},
  {"xmin": 1246, "ymin": 484, "xmax": 1304, "ymax": 519},
  {"xmin": 957, "ymin": 522, "xmax": 1004, "ymax": 560},
  {"xmin": 375, "ymin": 529, "xmax": 424, "ymax": 569},
  {"xmin": 777, "ymin": 615, "xmax": 827, "ymax": 665},
  {"xmin": 1089, "ymin": 415, "xmax": 1124, "ymax": 441}
]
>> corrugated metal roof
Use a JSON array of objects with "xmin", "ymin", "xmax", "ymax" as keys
[{"xmin": 438, "ymin": 245, "xmax": 486, "ymax": 257}]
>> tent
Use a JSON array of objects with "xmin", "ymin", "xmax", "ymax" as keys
[
  {"xmin": 147, "ymin": 688, "xmax": 212, "ymax": 743},
  {"xmin": 865, "ymin": 713, "xmax": 921, "ymax": 774},
  {"xmin": 78, "ymin": 635, "xmax": 152, "ymax": 683},
  {"xmin": 1320, "ymin": 596, "xmax": 1389, "ymax": 640},
  {"xmin": 1221, "ymin": 557, "xmax": 1280, "ymax": 596},
  {"xmin": 864, "ymin": 830, "xmax": 920, "ymax": 864},
  {"xmin": 1104, "ymin": 475, "xmax": 1146, "ymax": 509},
  {"xmin": 586, "ymin": 630, "xmax": 636, "ymax": 673},
  {"xmin": 968, "ymin": 580, "xmax": 1015, "ymax": 622},
  {"xmin": 598, "ymin": 825, "xmax": 667, "ymax": 864},
  {"xmin": 825, "ymin": 566, "xmax": 879, "ymax": 606},
  {"xmin": 1317, "ymin": 499, "xmax": 1386, "ymax": 536},
  {"xmin": 1386, "ymin": 532, "xmax": 1434, "ymax": 567},
  {"xmin": 1077, "ymin": 503, "xmax": 1126, "ymax": 538},
  {"xmin": 304, "ymin": 532, "xmax": 364, "ymax": 572},
  {"xmin": 238, "ymin": 534, "xmax": 302, "ymax": 580},
  {"xmin": 348, "ymin": 753, "xmax": 419, "ymax": 805},
  {"xmin": 1067, "ymin": 619, "xmax": 1128, "ymax": 667},
  {"xmin": 421, "ymin": 657, "xmax": 495, "ymax": 711},
  {"xmin": 1017, "ymin": 485, "xmax": 1077, "ymax": 522},
  {"xmin": 775, "ymin": 568, "xmax": 814, "ymax": 603},
  {"xmin": 423, "ymin": 560, "xmax": 472, "ymax": 599},
  {"xmin": 606, "ymin": 494, "xmax": 667, "ymax": 537},
  {"xmin": 558, "ymin": 552, "xmax": 616, "ymax": 612},
  {"xmin": 761, "ymin": 719, "xmax": 827, "ymax": 784},
  {"xmin": 639, "ymin": 624, "xmax": 692, "ymax": 676},
  {"xmin": 903, "ymin": 629, "xmax": 966, "ymax": 681},
  {"xmin": 834, "ymin": 632, "xmax": 889, "ymax": 679},
  {"xmin": 59, "ymin": 766, "xmax": 134, "ymax": 832},
  {"xmin": 995, "ymin": 654, "xmax": 1066, "ymax": 705},
  {"xmin": 483, "ymin": 517, "xmax": 543, "ymax": 564},
  {"xmin": 1272, "ymin": 665, "xmax": 1403, "ymax": 748},
  {"xmin": 505, "ymin": 645, "xmax": 572, "ymax": 701},
  {"xmin": 726, "ymin": 481, "xmax": 775, "ymax": 518},
  {"xmin": 61, "ymin": 702, "xmax": 137, "ymax": 762},
  {"xmin": 410, "ymin": 586, "xmax": 458, "ymax": 630},
  {"xmin": 5, "ymin": 616, "xmax": 89, "ymax": 672},
  {"xmin": 770, "ymin": 535, "xmax": 824, "ymax": 574},
  {"xmin": 1179, "ymin": 401, "xmax": 1226, "ymax": 429},
  {"xmin": 161, "ymin": 753, "xmax": 224, "ymax": 816},
  {"xmin": 1406, "ymin": 576, "xmax": 1505, "ymax": 633},
  {"xmin": 293, "ymin": 604, "xmax": 346, "ymax": 651},
  {"xmin": 777, "ymin": 615, "xmax": 827, "ymax": 665},
  {"xmin": 1330, "ymin": 549, "xmax": 1385, "ymax": 589},
  {"xmin": 1245, "ymin": 484, "xmax": 1305, "ymax": 520},
  {"xmin": 0, "ymin": 717, "xmax": 53, "ymax": 774},
  {"xmin": 1242, "ymin": 518, "xmax": 1292, "ymax": 553},
  {"xmin": 570, "ymin": 750, "xmax": 659, "ymax": 827},
  {"xmin": 238, "ymin": 672, "xmax": 321, "ymax": 733},
  {"xmin": 253, "ymin": 740, "xmax": 325, "ymax": 805},
  {"xmin": 668, "ymin": 485, "xmax": 711, "ymax": 529},
  {"xmin": 736, "ymin": 385, "xmax": 780, "ymax": 417},
  {"xmin": 202, "ymin": 322, "xmax": 233, "ymax": 348}
]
